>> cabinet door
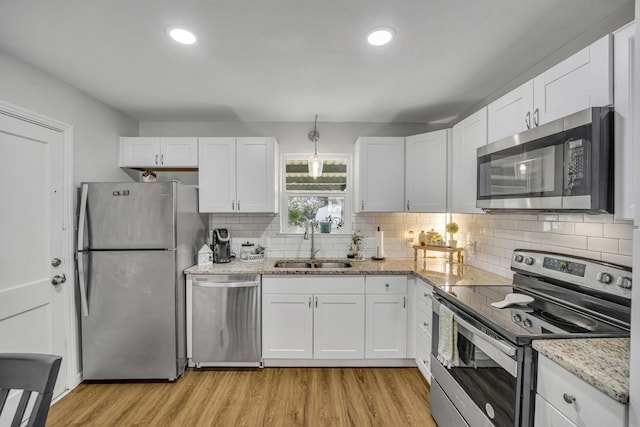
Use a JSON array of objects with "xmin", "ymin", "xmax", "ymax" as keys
[
  {"xmin": 198, "ymin": 137, "xmax": 236, "ymax": 212},
  {"xmin": 236, "ymin": 137, "xmax": 277, "ymax": 213},
  {"xmin": 534, "ymin": 395, "xmax": 578, "ymax": 427},
  {"xmin": 613, "ymin": 23, "xmax": 635, "ymax": 221},
  {"xmin": 533, "ymin": 34, "xmax": 612, "ymax": 125},
  {"xmin": 355, "ymin": 137, "xmax": 405, "ymax": 212},
  {"xmin": 160, "ymin": 137, "xmax": 198, "ymax": 167},
  {"xmin": 365, "ymin": 294, "xmax": 407, "ymax": 358},
  {"xmin": 262, "ymin": 294, "xmax": 313, "ymax": 359},
  {"xmin": 450, "ymin": 107, "xmax": 487, "ymax": 213},
  {"xmin": 487, "ymin": 80, "xmax": 534, "ymax": 143},
  {"xmin": 119, "ymin": 137, "xmax": 160, "ymax": 167},
  {"xmin": 405, "ymin": 130, "xmax": 448, "ymax": 212},
  {"xmin": 314, "ymin": 294, "xmax": 365, "ymax": 359}
]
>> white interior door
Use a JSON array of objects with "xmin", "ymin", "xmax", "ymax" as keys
[{"xmin": 0, "ymin": 113, "xmax": 68, "ymax": 405}]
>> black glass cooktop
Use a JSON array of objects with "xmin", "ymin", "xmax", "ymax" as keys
[{"xmin": 433, "ymin": 285, "xmax": 629, "ymax": 345}]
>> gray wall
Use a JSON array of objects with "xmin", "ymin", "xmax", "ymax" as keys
[
  {"xmin": 0, "ymin": 49, "xmax": 138, "ymax": 187},
  {"xmin": 139, "ymin": 121, "xmax": 441, "ymax": 154}
]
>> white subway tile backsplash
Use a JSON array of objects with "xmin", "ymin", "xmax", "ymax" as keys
[
  {"xmin": 587, "ymin": 237, "xmax": 619, "ymax": 253},
  {"xmin": 574, "ymin": 222, "xmax": 603, "ymax": 237},
  {"xmin": 207, "ymin": 211, "xmax": 633, "ymax": 278},
  {"xmin": 603, "ymin": 223, "xmax": 634, "ymax": 239}
]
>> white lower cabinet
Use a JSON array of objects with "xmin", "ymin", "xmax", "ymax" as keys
[
  {"xmin": 314, "ymin": 294, "xmax": 365, "ymax": 359},
  {"xmin": 414, "ymin": 278, "xmax": 433, "ymax": 383},
  {"xmin": 534, "ymin": 354, "xmax": 627, "ymax": 427},
  {"xmin": 365, "ymin": 276, "xmax": 408, "ymax": 359},
  {"xmin": 262, "ymin": 293, "xmax": 313, "ymax": 359},
  {"xmin": 262, "ymin": 276, "xmax": 365, "ymax": 360}
]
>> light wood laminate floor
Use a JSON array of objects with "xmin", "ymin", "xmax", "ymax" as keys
[{"xmin": 48, "ymin": 367, "xmax": 436, "ymax": 426}]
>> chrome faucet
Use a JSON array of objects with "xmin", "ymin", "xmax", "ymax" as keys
[{"xmin": 304, "ymin": 220, "xmax": 320, "ymax": 260}]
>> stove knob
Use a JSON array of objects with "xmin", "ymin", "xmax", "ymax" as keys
[
  {"xmin": 514, "ymin": 254, "xmax": 524, "ymax": 263},
  {"xmin": 522, "ymin": 319, "xmax": 532, "ymax": 328},
  {"xmin": 524, "ymin": 257, "xmax": 535, "ymax": 266},
  {"xmin": 616, "ymin": 276, "xmax": 632, "ymax": 289},
  {"xmin": 512, "ymin": 314, "xmax": 522, "ymax": 322},
  {"xmin": 596, "ymin": 272, "xmax": 612, "ymax": 284}
]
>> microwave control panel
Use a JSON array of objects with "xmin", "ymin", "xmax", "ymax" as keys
[{"xmin": 564, "ymin": 138, "xmax": 588, "ymax": 195}]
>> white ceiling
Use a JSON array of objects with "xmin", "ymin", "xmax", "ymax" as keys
[{"xmin": 0, "ymin": 0, "xmax": 631, "ymax": 124}]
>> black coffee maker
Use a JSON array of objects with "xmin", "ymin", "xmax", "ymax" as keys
[{"xmin": 212, "ymin": 228, "xmax": 232, "ymax": 263}]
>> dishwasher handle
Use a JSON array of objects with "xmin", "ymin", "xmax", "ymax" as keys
[{"xmin": 193, "ymin": 280, "xmax": 260, "ymax": 288}]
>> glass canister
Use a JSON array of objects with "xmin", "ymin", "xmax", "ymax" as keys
[
  {"xmin": 240, "ymin": 241, "xmax": 255, "ymax": 260},
  {"xmin": 418, "ymin": 230, "xmax": 427, "ymax": 246}
]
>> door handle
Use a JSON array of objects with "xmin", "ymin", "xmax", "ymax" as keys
[{"xmin": 51, "ymin": 274, "xmax": 66, "ymax": 286}]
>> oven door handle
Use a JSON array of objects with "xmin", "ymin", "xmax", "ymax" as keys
[
  {"xmin": 433, "ymin": 295, "xmax": 518, "ymax": 357},
  {"xmin": 453, "ymin": 311, "xmax": 517, "ymax": 357}
]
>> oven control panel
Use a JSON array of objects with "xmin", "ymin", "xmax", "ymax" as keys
[
  {"xmin": 542, "ymin": 257, "xmax": 586, "ymax": 277},
  {"xmin": 511, "ymin": 250, "xmax": 632, "ymax": 299}
]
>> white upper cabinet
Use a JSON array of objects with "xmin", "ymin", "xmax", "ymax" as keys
[
  {"xmin": 487, "ymin": 81, "xmax": 534, "ymax": 142},
  {"xmin": 451, "ymin": 107, "xmax": 487, "ymax": 214},
  {"xmin": 613, "ymin": 22, "xmax": 635, "ymax": 221},
  {"xmin": 405, "ymin": 130, "xmax": 449, "ymax": 213},
  {"xmin": 198, "ymin": 137, "xmax": 278, "ymax": 213},
  {"xmin": 120, "ymin": 137, "xmax": 198, "ymax": 167},
  {"xmin": 354, "ymin": 137, "xmax": 405, "ymax": 212},
  {"xmin": 487, "ymin": 34, "xmax": 613, "ymax": 143}
]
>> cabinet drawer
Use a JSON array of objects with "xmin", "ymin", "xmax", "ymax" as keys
[
  {"xmin": 417, "ymin": 303, "xmax": 432, "ymax": 335},
  {"xmin": 416, "ymin": 279, "xmax": 433, "ymax": 305},
  {"xmin": 534, "ymin": 395, "xmax": 577, "ymax": 427},
  {"xmin": 366, "ymin": 275, "xmax": 407, "ymax": 294},
  {"xmin": 536, "ymin": 355, "xmax": 627, "ymax": 426},
  {"xmin": 263, "ymin": 276, "xmax": 365, "ymax": 294},
  {"xmin": 415, "ymin": 339, "xmax": 432, "ymax": 381}
]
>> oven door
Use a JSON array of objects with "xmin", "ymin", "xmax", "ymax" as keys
[
  {"xmin": 476, "ymin": 127, "xmax": 564, "ymax": 210},
  {"xmin": 431, "ymin": 296, "xmax": 522, "ymax": 427}
]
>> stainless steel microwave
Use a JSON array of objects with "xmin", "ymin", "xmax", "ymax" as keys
[{"xmin": 476, "ymin": 106, "xmax": 614, "ymax": 213}]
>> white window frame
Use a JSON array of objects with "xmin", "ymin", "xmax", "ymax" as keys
[{"xmin": 280, "ymin": 153, "xmax": 352, "ymax": 234}]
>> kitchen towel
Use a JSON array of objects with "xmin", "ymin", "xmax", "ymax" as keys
[{"xmin": 437, "ymin": 305, "xmax": 459, "ymax": 368}]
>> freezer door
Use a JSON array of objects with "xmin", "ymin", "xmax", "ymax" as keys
[
  {"xmin": 80, "ymin": 182, "xmax": 176, "ymax": 250},
  {"xmin": 80, "ymin": 250, "xmax": 180, "ymax": 380}
]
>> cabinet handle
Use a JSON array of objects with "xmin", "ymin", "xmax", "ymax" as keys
[
  {"xmin": 361, "ymin": 200, "xmax": 365, "ymax": 210},
  {"xmin": 315, "ymin": 296, "xmax": 318, "ymax": 308},
  {"xmin": 407, "ymin": 200, "xmax": 410, "ymax": 211},
  {"xmin": 155, "ymin": 154, "xmax": 159, "ymax": 165},
  {"xmin": 423, "ymin": 321, "xmax": 428, "ymax": 328},
  {"xmin": 424, "ymin": 292, "xmax": 428, "ymax": 298},
  {"xmin": 525, "ymin": 112, "xmax": 531, "ymax": 129},
  {"xmin": 385, "ymin": 283, "xmax": 390, "ymax": 288},
  {"xmin": 533, "ymin": 108, "xmax": 539, "ymax": 127},
  {"xmin": 161, "ymin": 154, "xmax": 164, "ymax": 165},
  {"xmin": 563, "ymin": 393, "xmax": 576, "ymax": 404},
  {"xmin": 232, "ymin": 200, "xmax": 235, "ymax": 211},
  {"xmin": 403, "ymin": 296, "xmax": 406, "ymax": 308},
  {"xmin": 309, "ymin": 297, "xmax": 311, "ymax": 308},
  {"xmin": 237, "ymin": 200, "xmax": 240, "ymax": 211}
]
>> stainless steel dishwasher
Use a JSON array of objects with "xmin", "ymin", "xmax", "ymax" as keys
[{"xmin": 188, "ymin": 274, "xmax": 262, "ymax": 367}]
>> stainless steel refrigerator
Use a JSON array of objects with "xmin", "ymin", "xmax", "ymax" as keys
[{"xmin": 76, "ymin": 181, "xmax": 206, "ymax": 380}]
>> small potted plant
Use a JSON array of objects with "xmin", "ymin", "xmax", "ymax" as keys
[
  {"xmin": 347, "ymin": 230, "xmax": 364, "ymax": 259},
  {"xmin": 445, "ymin": 222, "xmax": 459, "ymax": 247},
  {"xmin": 319, "ymin": 215, "xmax": 343, "ymax": 233}
]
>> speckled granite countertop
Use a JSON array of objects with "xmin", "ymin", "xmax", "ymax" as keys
[
  {"xmin": 533, "ymin": 338, "xmax": 630, "ymax": 403},
  {"xmin": 184, "ymin": 257, "xmax": 513, "ymax": 288}
]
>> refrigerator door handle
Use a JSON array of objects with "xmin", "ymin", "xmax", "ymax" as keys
[
  {"xmin": 77, "ymin": 183, "xmax": 89, "ymax": 250},
  {"xmin": 77, "ymin": 252, "xmax": 89, "ymax": 316}
]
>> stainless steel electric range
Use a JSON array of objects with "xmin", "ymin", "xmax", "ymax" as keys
[{"xmin": 430, "ymin": 249, "xmax": 632, "ymax": 427}]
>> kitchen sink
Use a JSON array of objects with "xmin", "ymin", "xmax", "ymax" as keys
[{"xmin": 273, "ymin": 260, "xmax": 353, "ymax": 269}]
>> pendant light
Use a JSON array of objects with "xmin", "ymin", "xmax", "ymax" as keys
[{"xmin": 308, "ymin": 114, "xmax": 323, "ymax": 178}]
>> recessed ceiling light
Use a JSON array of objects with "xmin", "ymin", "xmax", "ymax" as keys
[
  {"xmin": 366, "ymin": 28, "xmax": 395, "ymax": 46},
  {"xmin": 168, "ymin": 27, "xmax": 197, "ymax": 45}
]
